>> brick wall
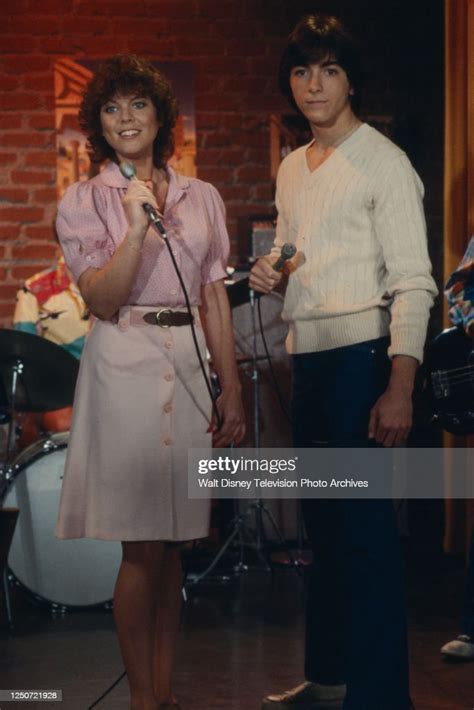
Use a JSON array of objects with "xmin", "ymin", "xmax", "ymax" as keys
[{"xmin": 0, "ymin": 0, "xmax": 443, "ymax": 331}]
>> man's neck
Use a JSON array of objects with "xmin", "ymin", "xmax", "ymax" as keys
[{"xmin": 310, "ymin": 112, "xmax": 360, "ymax": 150}]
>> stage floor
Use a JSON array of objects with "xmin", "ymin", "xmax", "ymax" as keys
[{"xmin": 1, "ymin": 549, "xmax": 473, "ymax": 710}]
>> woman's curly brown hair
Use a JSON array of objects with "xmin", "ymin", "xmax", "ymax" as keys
[{"xmin": 79, "ymin": 54, "xmax": 178, "ymax": 168}]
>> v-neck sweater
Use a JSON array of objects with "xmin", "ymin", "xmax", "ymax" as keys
[{"xmin": 272, "ymin": 123, "xmax": 437, "ymax": 362}]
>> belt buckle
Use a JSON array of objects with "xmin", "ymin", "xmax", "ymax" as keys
[{"xmin": 155, "ymin": 308, "xmax": 172, "ymax": 327}]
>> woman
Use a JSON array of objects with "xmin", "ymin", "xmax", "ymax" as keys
[{"xmin": 55, "ymin": 55, "xmax": 245, "ymax": 710}]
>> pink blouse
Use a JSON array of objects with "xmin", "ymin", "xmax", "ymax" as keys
[{"xmin": 56, "ymin": 162, "xmax": 230, "ymax": 307}]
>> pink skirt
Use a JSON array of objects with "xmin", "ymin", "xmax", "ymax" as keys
[{"xmin": 56, "ymin": 306, "xmax": 212, "ymax": 541}]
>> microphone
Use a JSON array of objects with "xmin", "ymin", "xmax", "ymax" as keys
[
  {"xmin": 272, "ymin": 242, "xmax": 296, "ymax": 272},
  {"xmin": 119, "ymin": 161, "xmax": 167, "ymax": 237}
]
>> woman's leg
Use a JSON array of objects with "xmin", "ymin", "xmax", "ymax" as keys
[
  {"xmin": 154, "ymin": 544, "xmax": 184, "ymax": 705},
  {"xmin": 114, "ymin": 541, "xmax": 164, "ymax": 710}
]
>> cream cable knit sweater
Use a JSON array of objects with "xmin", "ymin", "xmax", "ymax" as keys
[{"xmin": 271, "ymin": 123, "xmax": 437, "ymax": 362}]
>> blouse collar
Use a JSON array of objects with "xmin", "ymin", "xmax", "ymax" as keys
[{"xmin": 96, "ymin": 161, "xmax": 191, "ymax": 203}]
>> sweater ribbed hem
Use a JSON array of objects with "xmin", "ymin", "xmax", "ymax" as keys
[{"xmin": 286, "ymin": 308, "xmax": 391, "ymax": 354}]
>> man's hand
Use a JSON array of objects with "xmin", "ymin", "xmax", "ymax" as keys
[
  {"xmin": 368, "ymin": 389, "xmax": 413, "ymax": 447},
  {"xmin": 368, "ymin": 354, "xmax": 418, "ymax": 447},
  {"xmin": 249, "ymin": 255, "xmax": 282, "ymax": 294}
]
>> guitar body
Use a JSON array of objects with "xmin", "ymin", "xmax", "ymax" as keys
[{"xmin": 427, "ymin": 327, "xmax": 474, "ymax": 435}]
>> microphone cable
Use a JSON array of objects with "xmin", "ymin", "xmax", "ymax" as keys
[
  {"xmin": 155, "ymin": 224, "xmax": 222, "ymax": 431},
  {"xmin": 256, "ymin": 294, "xmax": 292, "ymax": 425}
]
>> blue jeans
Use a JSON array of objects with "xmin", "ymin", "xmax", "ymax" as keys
[{"xmin": 292, "ymin": 338, "xmax": 410, "ymax": 710}]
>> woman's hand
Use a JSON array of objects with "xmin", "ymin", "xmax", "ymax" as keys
[
  {"xmin": 209, "ymin": 386, "xmax": 246, "ymax": 448},
  {"xmin": 121, "ymin": 179, "xmax": 161, "ymax": 237}
]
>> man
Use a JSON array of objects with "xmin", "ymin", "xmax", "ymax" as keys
[
  {"xmin": 250, "ymin": 14, "xmax": 437, "ymax": 710},
  {"xmin": 440, "ymin": 236, "xmax": 474, "ymax": 661}
]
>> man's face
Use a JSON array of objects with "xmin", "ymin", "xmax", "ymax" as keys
[{"xmin": 289, "ymin": 59, "xmax": 353, "ymax": 128}]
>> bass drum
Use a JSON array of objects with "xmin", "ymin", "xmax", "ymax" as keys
[{"xmin": 3, "ymin": 433, "xmax": 122, "ymax": 608}]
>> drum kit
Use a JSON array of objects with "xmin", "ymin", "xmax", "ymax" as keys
[{"xmin": 0, "ymin": 329, "xmax": 122, "ymax": 617}]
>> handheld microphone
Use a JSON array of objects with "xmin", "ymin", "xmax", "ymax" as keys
[
  {"xmin": 272, "ymin": 242, "xmax": 296, "ymax": 272},
  {"xmin": 119, "ymin": 161, "xmax": 167, "ymax": 237}
]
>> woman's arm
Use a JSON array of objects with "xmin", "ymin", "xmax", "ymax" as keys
[
  {"xmin": 78, "ymin": 180, "xmax": 159, "ymax": 320},
  {"xmin": 199, "ymin": 279, "xmax": 245, "ymax": 447}
]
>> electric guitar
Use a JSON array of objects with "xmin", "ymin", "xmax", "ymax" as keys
[{"xmin": 428, "ymin": 326, "xmax": 474, "ymax": 435}]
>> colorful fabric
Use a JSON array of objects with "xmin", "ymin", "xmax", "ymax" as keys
[
  {"xmin": 13, "ymin": 257, "xmax": 90, "ymax": 359},
  {"xmin": 445, "ymin": 236, "xmax": 474, "ymax": 335}
]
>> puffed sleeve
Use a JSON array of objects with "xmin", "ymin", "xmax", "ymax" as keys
[
  {"xmin": 200, "ymin": 183, "xmax": 230, "ymax": 285},
  {"xmin": 56, "ymin": 181, "xmax": 115, "ymax": 283}
]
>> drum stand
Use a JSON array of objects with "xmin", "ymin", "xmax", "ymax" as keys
[
  {"xmin": 188, "ymin": 285, "xmax": 302, "ymax": 586},
  {"xmin": 0, "ymin": 360, "xmax": 24, "ymax": 629}
]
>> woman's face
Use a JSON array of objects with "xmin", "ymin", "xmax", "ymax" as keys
[{"xmin": 100, "ymin": 93, "xmax": 160, "ymax": 164}]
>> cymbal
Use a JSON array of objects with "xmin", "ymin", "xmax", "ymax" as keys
[{"xmin": 0, "ymin": 329, "xmax": 79, "ymax": 412}]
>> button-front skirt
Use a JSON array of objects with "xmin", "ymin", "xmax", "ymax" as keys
[{"xmin": 56, "ymin": 306, "xmax": 212, "ymax": 541}]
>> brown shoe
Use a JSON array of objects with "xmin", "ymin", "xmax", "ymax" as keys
[{"xmin": 261, "ymin": 681, "xmax": 346, "ymax": 709}]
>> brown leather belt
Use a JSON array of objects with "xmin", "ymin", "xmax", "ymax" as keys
[{"xmin": 142, "ymin": 308, "xmax": 194, "ymax": 328}]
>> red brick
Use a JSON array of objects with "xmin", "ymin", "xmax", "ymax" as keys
[
  {"xmin": 130, "ymin": 38, "xmax": 176, "ymax": 58},
  {"xmin": 25, "ymin": 153, "xmax": 56, "ymax": 168},
  {"xmin": 61, "ymin": 16, "xmax": 110, "ymax": 34},
  {"xmin": 9, "ymin": 16, "xmax": 61, "ymax": 35},
  {"xmin": 0, "ymin": 153, "xmax": 17, "ymax": 165},
  {"xmin": 0, "ymin": 303, "xmax": 17, "ymax": 319},
  {"xmin": 244, "ymin": 147, "xmax": 269, "ymax": 163},
  {"xmin": 196, "ymin": 0, "xmax": 239, "ymax": 19},
  {"xmin": 0, "ymin": 94, "xmax": 42, "ymax": 111},
  {"xmin": 218, "ymin": 186, "xmax": 250, "ymax": 201},
  {"xmin": 180, "ymin": 38, "xmax": 228, "ymax": 57},
  {"xmin": 0, "ymin": 133, "xmax": 53, "ymax": 148},
  {"xmin": 0, "ymin": 56, "xmax": 52, "ymax": 74},
  {"xmin": 235, "ymin": 165, "xmax": 269, "ymax": 183},
  {"xmin": 198, "ymin": 94, "xmax": 240, "ymax": 111},
  {"xmin": 198, "ymin": 56, "xmax": 248, "ymax": 76},
  {"xmin": 33, "ymin": 188, "xmax": 57, "ymax": 203},
  {"xmin": 87, "ymin": 0, "xmax": 150, "ymax": 16},
  {"xmin": 28, "ymin": 114, "xmax": 55, "ymax": 131},
  {"xmin": 197, "ymin": 167, "xmax": 230, "ymax": 183},
  {"xmin": 0, "ymin": 206, "xmax": 44, "ymax": 222},
  {"xmin": 0, "ymin": 251, "xmax": 5, "ymax": 262},
  {"xmin": 0, "ymin": 188, "xmax": 29, "ymax": 203},
  {"xmin": 12, "ymin": 244, "xmax": 57, "ymax": 260},
  {"xmin": 196, "ymin": 112, "xmax": 221, "ymax": 129},
  {"xmin": 226, "ymin": 203, "xmax": 260, "ymax": 219},
  {"xmin": 0, "ymin": 74, "xmax": 21, "ymax": 91},
  {"xmin": 252, "ymin": 184, "xmax": 273, "ymax": 201},
  {"xmin": 0, "ymin": 0, "xmax": 28, "ymax": 13},
  {"xmin": 22, "ymin": 74, "xmax": 55, "ymax": 93},
  {"xmin": 0, "ymin": 285, "xmax": 20, "ymax": 300},
  {"xmin": 0, "ymin": 115, "xmax": 23, "ymax": 130},
  {"xmin": 23, "ymin": 0, "xmax": 73, "ymax": 12},
  {"xmin": 0, "ymin": 226, "xmax": 19, "ymax": 241},
  {"xmin": 0, "ymin": 35, "xmax": 39, "ymax": 53},
  {"xmin": 248, "ymin": 57, "xmax": 279, "ymax": 76},
  {"xmin": 25, "ymin": 226, "xmax": 55, "ymax": 240},
  {"xmin": 111, "ymin": 18, "xmax": 168, "ymax": 35},
  {"xmin": 203, "ymin": 132, "xmax": 232, "ymax": 148},
  {"xmin": 11, "ymin": 170, "xmax": 54, "ymax": 185},
  {"xmin": 12, "ymin": 266, "xmax": 45, "ymax": 281}
]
